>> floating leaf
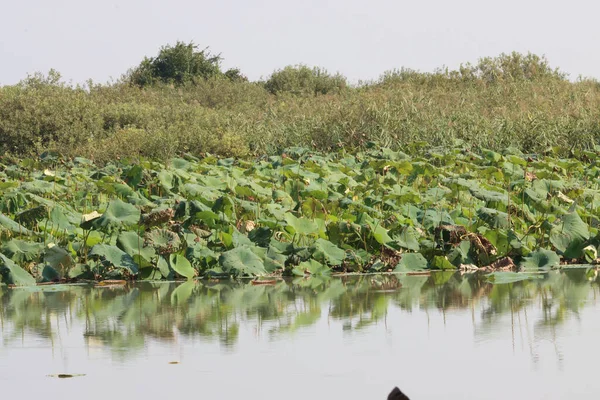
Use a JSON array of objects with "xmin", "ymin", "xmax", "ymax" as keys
[
  {"xmin": 521, "ymin": 249, "xmax": 560, "ymax": 271},
  {"xmin": 395, "ymin": 253, "xmax": 428, "ymax": 272}
]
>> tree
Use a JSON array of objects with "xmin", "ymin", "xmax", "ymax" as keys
[{"xmin": 128, "ymin": 41, "xmax": 243, "ymax": 86}]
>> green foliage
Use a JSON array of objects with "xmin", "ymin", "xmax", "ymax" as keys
[
  {"xmin": 128, "ymin": 41, "xmax": 223, "ymax": 86},
  {"xmin": 0, "ymin": 253, "xmax": 36, "ymax": 286},
  {"xmin": 169, "ymin": 254, "xmax": 195, "ymax": 280},
  {"xmin": 521, "ymin": 249, "xmax": 561, "ymax": 271},
  {"xmin": 458, "ymin": 52, "xmax": 566, "ymax": 83},
  {"xmin": 3, "ymin": 116, "xmax": 600, "ymax": 282},
  {"xmin": 89, "ymin": 244, "xmax": 139, "ymax": 275},
  {"xmin": 1, "ymin": 52, "xmax": 600, "ymax": 160},
  {"xmin": 219, "ymin": 246, "xmax": 267, "ymax": 276},
  {"xmin": 0, "ymin": 63, "xmax": 600, "ymax": 283},
  {"xmin": 264, "ymin": 65, "xmax": 347, "ymax": 96},
  {"xmin": 395, "ymin": 253, "xmax": 428, "ymax": 272},
  {"xmin": 91, "ymin": 199, "xmax": 140, "ymax": 231}
]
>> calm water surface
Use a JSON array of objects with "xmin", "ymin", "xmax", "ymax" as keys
[{"xmin": 1, "ymin": 270, "xmax": 599, "ymax": 399}]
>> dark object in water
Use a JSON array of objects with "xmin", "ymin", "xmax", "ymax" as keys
[{"xmin": 388, "ymin": 387, "xmax": 410, "ymax": 400}]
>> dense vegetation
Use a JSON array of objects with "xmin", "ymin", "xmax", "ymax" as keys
[
  {"xmin": 1, "ymin": 46, "xmax": 600, "ymax": 161},
  {"xmin": 2, "ymin": 144, "xmax": 600, "ymax": 285}
]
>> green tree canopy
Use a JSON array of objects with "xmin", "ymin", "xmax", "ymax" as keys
[{"xmin": 128, "ymin": 41, "xmax": 245, "ymax": 86}]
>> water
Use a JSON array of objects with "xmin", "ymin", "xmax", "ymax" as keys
[{"xmin": 1, "ymin": 269, "xmax": 599, "ymax": 399}]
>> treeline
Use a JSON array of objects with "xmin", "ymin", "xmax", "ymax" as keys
[{"xmin": 1, "ymin": 41, "xmax": 599, "ymax": 161}]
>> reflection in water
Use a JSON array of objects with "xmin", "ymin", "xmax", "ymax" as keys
[{"xmin": 2, "ymin": 269, "xmax": 598, "ymax": 359}]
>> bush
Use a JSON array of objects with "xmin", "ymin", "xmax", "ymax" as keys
[
  {"xmin": 127, "ymin": 41, "xmax": 230, "ymax": 86},
  {"xmin": 264, "ymin": 65, "xmax": 347, "ymax": 96},
  {"xmin": 458, "ymin": 52, "xmax": 566, "ymax": 83},
  {"xmin": 0, "ymin": 71, "xmax": 104, "ymax": 155},
  {"xmin": 2, "ymin": 52, "xmax": 600, "ymax": 161}
]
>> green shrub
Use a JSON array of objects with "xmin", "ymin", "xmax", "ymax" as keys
[
  {"xmin": 264, "ymin": 65, "xmax": 347, "ymax": 96},
  {"xmin": 127, "ymin": 41, "xmax": 225, "ymax": 86},
  {"xmin": 458, "ymin": 52, "xmax": 566, "ymax": 83},
  {"xmin": 0, "ymin": 71, "xmax": 104, "ymax": 155},
  {"xmin": 2, "ymin": 52, "xmax": 600, "ymax": 161}
]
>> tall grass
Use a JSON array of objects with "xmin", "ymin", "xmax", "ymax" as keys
[{"xmin": 1, "ymin": 53, "xmax": 600, "ymax": 161}]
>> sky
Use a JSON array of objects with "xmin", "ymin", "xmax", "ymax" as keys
[{"xmin": 1, "ymin": 0, "xmax": 599, "ymax": 85}]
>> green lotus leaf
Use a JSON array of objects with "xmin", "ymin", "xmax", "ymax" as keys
[
  {"xmin": 431, "ymin": 255, "xmax": 457, "ymax": 270},
  {"xmin": 549, "ymin": 211, "xmax": 589, "ymax": 259},
  {"xmin": 89, "ymin": 244, "xmax": 139, "ymax": 274},
  {"xmin": 157, "ymin": 255, "xmax": 173, "ymax": 279},
  {"xmin": 0, "ymin": 213, "xmax": 32, "ymax": 235},
  {"xmin": 118, "ymin": 231, "xmax": 156, "ymax": 263},
  {"xmin": 145, "ymin": 229, "xmax": 181, "ymax": 254},
  {"xmin": 477, "ymin": 207, "xmax": 509, "ymax": 229},
  {"xmin": 0, "ymin": 253, "xmax": 36, "ymax": 286},
  {"xmin": 44, "ymin": 245, "xmax": 74, "ymax": 273},
  {"xmin": 285, "ymin": 214, "xmax": 319, "ymax": 236},
  {"xmin": 92, "ymin": 199, "xmax": 140, "ymax": 230},
  {"xmin": 521, "ymin": 249, "xmax": 560, "ymax": 271},
  {"xmin": 48, "ymin": 206, "xmax": 75, "ymax": 231},
  {"xmin": 219, "ymin": 246, "xmax": 267, "ymax": 276},
  {"xmin": 248, "ymin": 227, "xmax": 272, "ymax": 247},
  {"xmin": 1, "ymin": 239, "xmax": 43, "ymax": 264},
  {"xmin": 310, "ymin": 238, "xmax": 345, "ymax": 266},
  {"xmin": 393, "ymin": 227, "xmax": 420, "ymax": 251},
  {"xmin": 31, "ymin": 263, "xmax": 60, "ymax": 283},
  {"xmin": 368, "ymin": 221, "xmax": 393, "ymax": 245},
  {"xmin": 169, "ymin": 254, "xmax": 195, "ymax": 280},
  {"xmin": 395, "ymin": 253, "xmax": 428, "ymax": 272},
  {"xmin": 158, "ymin": 170, "xmax": 175, "ymax": 192},
  {"xmin": 68, "ymin": 264, "xmax": 94, "ymax": 280},
  {"xmin": 583, "ymin": 245, "xmax": 597, "ymax": 264},
  {"xmin": 294, "ymin": 259, "xmax": 331, "ymax": 277},
  {"xmin": 264, "ymin": 246, "xmax": 287, "ymax": 272}
]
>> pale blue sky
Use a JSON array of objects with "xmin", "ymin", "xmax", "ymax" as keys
[{"xmin": 1, "ymin": 0, "xmax": 598, "ymax": 85}]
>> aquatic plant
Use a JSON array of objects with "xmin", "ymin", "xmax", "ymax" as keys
[{"xmin": 1, "ymin": 143, "xmax": 600, "ymax": 285}]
